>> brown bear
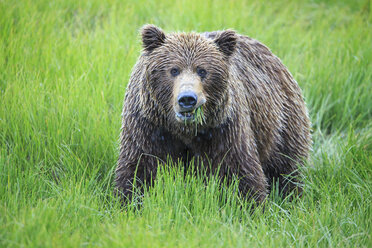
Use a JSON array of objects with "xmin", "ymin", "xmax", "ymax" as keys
[{"xmin": 115, "ymin": 24, "xmax": 311, "ymax": 203}]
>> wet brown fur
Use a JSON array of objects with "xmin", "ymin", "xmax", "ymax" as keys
[{"xmin": 115, "ymin": 25, "xmax": 312, "ymax": 203}]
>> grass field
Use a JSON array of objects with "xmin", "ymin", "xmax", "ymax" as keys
[{"xmin": 1, "ymin": 0, "xmax": 371, "ymax": 247}]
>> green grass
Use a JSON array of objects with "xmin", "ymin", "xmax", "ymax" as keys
[{"xmin": 1, "ymin": 0, "xmax": 371, "ymax": 247}]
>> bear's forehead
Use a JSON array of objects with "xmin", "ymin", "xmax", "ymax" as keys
[
  {"xmin": 165, "ymin": 33, "xmax": 216, "ymax": 52},
  {"xmin": 160, "ymin": 33, "xmax": 221, "ymax": 62}
]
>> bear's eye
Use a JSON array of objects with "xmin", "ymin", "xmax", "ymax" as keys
[
  {"xmin": 170, "ymin": 68, "xmax": 180, "ymax": 77},
  {"xmin": 197, "ymin": 68, "xmax": 207, "ymax": 78}
]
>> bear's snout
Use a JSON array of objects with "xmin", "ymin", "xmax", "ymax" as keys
[
  {"xmin": 174, "ymin": 90, "xmax": 205, "ymax": 123},
  {"xmin": 173, "ymin": 73, "xmax": 206, "ymax": 123},
  {"xmin": 177, "ymin": 91, "xmax": 197, "ymax": 110}
]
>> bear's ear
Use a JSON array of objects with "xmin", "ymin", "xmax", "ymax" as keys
[
  {"xmin": 141, "ymin": 24, "xmax": 166, "ymax": 53},
  {"xmin": 214, "ymin": 30, "xmax": 237, "ymax": 57}
]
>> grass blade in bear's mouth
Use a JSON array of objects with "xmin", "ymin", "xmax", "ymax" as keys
[{"xmin": 176, "ymin": 106, "xmax": 205, "ymax": 126}]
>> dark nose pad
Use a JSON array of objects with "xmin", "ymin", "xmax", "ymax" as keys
[{"xmin": 178, "ymin": 92, "xmax": 197, "ymax": 110}]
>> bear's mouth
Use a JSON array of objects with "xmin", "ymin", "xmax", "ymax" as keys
[
  {"xmin": 175, "ymin": 109, "xmax": 196, "ymax": 122},
  {"xmin": 174, "ymin": 98, "xmax": 206, "ymax": 124},
  {"xmin": 175, "ymin": 106, "xmax": 205, "ymax": 125}
]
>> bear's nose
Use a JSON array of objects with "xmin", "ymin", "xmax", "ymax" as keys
[{"xmin": 178, "ymin": 92, "xmax": 197, "ymax": 110}]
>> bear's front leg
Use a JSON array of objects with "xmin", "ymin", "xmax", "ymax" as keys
[
  {"xmin": 115, "ymin": 116, "xmax": 186, "ymax": 202},
  {"xmin": 115, "ymin": 114, "xmax": 162, "ymax": 202},
  {"xmin": 217, "ymin": 149, "xmax": 268, "ymax": 203},
  {"xmin": 115, "ymin": 148, "xmax": 159, "ymax": 202},
  {"xmin": 195, "ymin": 126, "xmax": 269, "ymax": 204}
]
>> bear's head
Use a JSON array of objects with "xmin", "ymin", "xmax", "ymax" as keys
[{"xmin": 140, "ymin": 24, "xmax": 237, "ymax": 134}]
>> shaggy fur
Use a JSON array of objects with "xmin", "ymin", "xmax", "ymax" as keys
[{"xmin": 115, "ymin": 25, "xmax": 311, "ymax": 203}]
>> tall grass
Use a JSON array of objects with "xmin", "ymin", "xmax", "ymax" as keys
[{"xmin": 1, "ymin": 0, "xmax": 371, "ymax": 247}]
